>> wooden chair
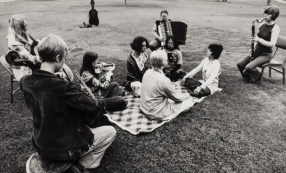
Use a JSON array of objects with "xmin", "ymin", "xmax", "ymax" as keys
[
  {"xmin": 0, "ymin": 55, "xmax": 20, "ymax": 103},
  {"xmin": 259, "ymin": 36, "xmax": 286, "ymax": 85}
]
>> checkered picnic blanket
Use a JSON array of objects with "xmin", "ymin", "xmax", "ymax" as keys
[{"xmin": 104, "ymin": 84, "xmax": 206, "ymax": 135}]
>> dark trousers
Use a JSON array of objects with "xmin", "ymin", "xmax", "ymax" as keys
[
  {"xmin": 165, "ymin": 70, "xmax": 187, "ymax": 82},
  {"xmin": 184, "ymin": 78, "xmax": 211, "ymax": 97},
  {"xmin": 237, "ymin": 54, "xmax": 271, "ymax": 83},
  {"xmin": 100, "ymin": 82, "xmax": 123, "ymax": 98},
  {"xmin": 102, "ymin": 96, "xmax": 127, "ymax": 112}
]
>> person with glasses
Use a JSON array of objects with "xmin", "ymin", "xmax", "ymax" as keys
[
  {"xmin": 237, "ymin": 6, "xmax": 280, "ymax": 83},
  {"xmin": 163, "ymin": 36, "xmax": 186, "ymax": 82},
  {"xmin": 125, "ymin": 36, "xmax": 149, "ymax": 97}
]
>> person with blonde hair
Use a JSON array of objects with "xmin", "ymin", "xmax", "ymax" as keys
[
  {"xmin": 6, "ymin": 15, "xmax": 41, "ymax": 80},
  {"xmin": 140, "ymin": 50, "xmax": 194, "ymax": 120},
  {"xmin": 20, "ymin": 34, "xmax": 116, "ymax": 173}
]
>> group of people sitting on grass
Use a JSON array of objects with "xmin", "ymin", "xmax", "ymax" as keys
[{"xmin": 5, "ymin": 5, "xmax": 280, "ymax": 173}]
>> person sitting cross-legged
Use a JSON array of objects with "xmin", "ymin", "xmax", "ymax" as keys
[
  {"xmin": 20, "ymin": 34, "xmax": 116, "ymax": 173},
  {"xmin": 125, "ymin": 36, "xmax": 149, "ymax": 97},
  {"xmin": 181, "ymin": 44, "xmax": 223, "ymax": 98},
  {"xmin": 140, "ymin": 50, "xmax": 194, "ymax": 120}
]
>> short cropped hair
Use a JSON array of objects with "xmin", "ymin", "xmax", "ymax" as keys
[
  {"xmin": 150, "ymin": 50, "xmax": 168, "ymax": 71},
  {"xmin": 130, "ymin": 36, "xmax": 149, "ymax": 52},
  {"xmin": 160, "ymin": 10, "xmax": 168, "ymax": 16},
  {"xmin": 264, "ymin": 6, "xmax": 279, "ymax": 21},
  {"xmin": 37, "ymin": 34, "xmax": 68, "ymax": 63},
  {"xmin": 208, "ymin": 44, "xmax": 223, "ymax": 60}
]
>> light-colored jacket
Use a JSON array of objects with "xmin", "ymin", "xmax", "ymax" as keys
[{"xmin": 140, "ymin": 69, "xmax": 185, "ymax": 120}]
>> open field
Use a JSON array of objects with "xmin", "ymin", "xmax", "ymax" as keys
[{"xmin": 1, "ymin": 0, "xmax": 286, "ymax": 172}]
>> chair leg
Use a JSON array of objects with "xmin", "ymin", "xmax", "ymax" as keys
[
  {"xmin": 283, "ymin": 67, "xmax": 285, "ymax": 85},
  {"xmin": 269, "ymin": 67, "xmax": 272, "ymax": 78},
  {"xmin": 259, "ymin": 66, "xmax": 266, "ymax": 85},
  {"xmin": 11, "ymin": 75, "xmax": 13, "ymax": 103}
]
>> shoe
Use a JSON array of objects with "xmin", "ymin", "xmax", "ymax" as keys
[
  {"xmin": 79, "ymin": 22, "xmax": 87, "ymax": 28},
  {"xmin": 71, "ymin": 162, "xmax": 98, "ymax": 173}
]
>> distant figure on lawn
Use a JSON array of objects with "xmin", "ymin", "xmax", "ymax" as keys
[
  {"xmin": 80, "ymin": 0, "xmax": 99, "ymax": 28},
  {"xmin": 20, "ymin": 34, "xmax": 116, "ymax": 173},
  {"xmin": 237, "ymin": 6, "xmax": 280, "ymax": 83},
  {"xmin": 149, "ymin": 10, "xmax": 170, "ymax": 51},
  {"xmin": 125, "ymin": 36, "xmax": 149, "ymax": 97},
  {"xmin": 140, "ymin": 50, "xmax": 194, "ymax": 120},
  {"xmin": 163, "ymin": 36, "xmax": 187, "ymax": 82},
  {"xmin": 181, "ymin": 44, "xmax": 223, "ymax": 98}
]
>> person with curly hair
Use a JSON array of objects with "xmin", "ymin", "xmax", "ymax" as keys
[{"xmin": 125, "ymin": 36, "xmax": 149, "ymax": 97}]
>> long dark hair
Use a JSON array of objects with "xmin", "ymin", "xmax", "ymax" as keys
[
  {"xmin": 80, "ymin": 51, "xmax": 98, "ymax": 76},
  {"xmin": 164, "ymin": 36, "xmax": 179, "ymax": 50}
]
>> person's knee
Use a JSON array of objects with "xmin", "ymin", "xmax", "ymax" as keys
[
  {"xmin": 109, "ymin": 82, "xmax": 119, "ymax": 88},
  {"xmin": 101, "ymin": 126, "xmax": 117, "ymax": 141},
  {"xmin": 244, "ymin": 64, "xmax": 255, "ymax": 71},
  {"xmin": 237, "ymin": 62, "xmax": 244, "ymax": 69}
]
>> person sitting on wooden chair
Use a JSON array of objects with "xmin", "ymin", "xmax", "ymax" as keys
[
  {"xmin": 20, "ymin": 34, "xmax": 116, "ymax": 173},
  {"xmin": 237, "ymin": 6, "xmax": 280, "ymax": 83}
]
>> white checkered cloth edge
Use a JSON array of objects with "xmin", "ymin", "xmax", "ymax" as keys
[{"xmin": 104, "ymin": 85, "xmax": 206, "ymax": 135}]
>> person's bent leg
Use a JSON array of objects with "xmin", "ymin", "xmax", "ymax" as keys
[
  {"xmin": 103, "ymin": 96, "xmax": 127, "ymax": 112},
  {"xmin": 178, "ymin": 97, "xmax": 194, "ymax": 114},
  {"xmin": 101, "ymin": 82, "xmax": 122, "ymax": 98},
  {"xmin": 162, "ymin": 97, "xmax": 194, "ymax": 121},
  {"xmin": 237, "ymin": 55, "xmax": 251, "ymax": 77},
  {"xmin": 78, "ymin": 126, "xmax": 116, "ymax": 169},
  {"xmin": 197, "ymin": 87, "xmax": 211, "ymax": 98},
  {"xmin": 244, "ymin": 55, "xmax": 271, "ymax": 82}
]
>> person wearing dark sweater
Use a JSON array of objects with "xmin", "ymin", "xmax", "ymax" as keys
[
  {"xmin": 237, "ymin": 6, "xmax": 280, "ymax": 83},
  {"xmin": 125, "ymin": 36, "xmax": 149, "ymax": 97},
  {"xmin": 20, "ymin": 34, "xmax": 116, "ymax": 173}
]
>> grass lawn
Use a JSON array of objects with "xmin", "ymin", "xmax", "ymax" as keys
[{"xmin": 1, "ymin": 0, "xmax": 286, "ymax": 172}]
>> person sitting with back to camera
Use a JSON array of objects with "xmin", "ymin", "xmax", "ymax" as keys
[
  {"xmin": 20, "ymin": 34, "xmax": 116, "ymax": 173},
  {"xmin": 125, "ymin": 36, "xmax": 149, "ymax": 97},
  {"xmin": 181, "ymin": 44, "xmax": 223, "ymax": 98},
  {"xmin": 163, "ymin": 36, "xmax": 187, "ymax": 82},
  {"xmin": 140, "ymin": 50, "xmax": 194, "ymax": 121}
]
